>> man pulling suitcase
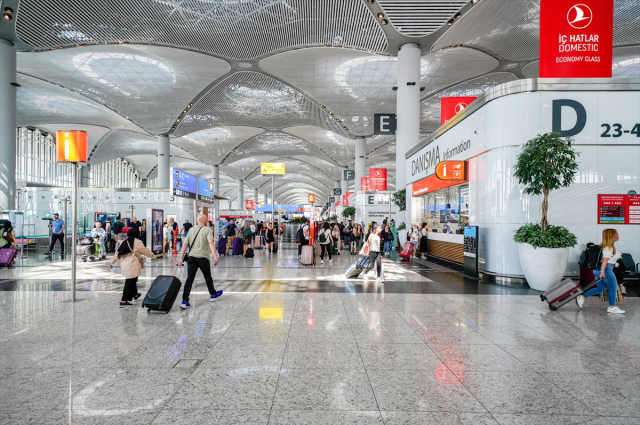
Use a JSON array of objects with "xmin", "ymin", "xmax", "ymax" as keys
[{"xmin": 177, "ymin": 214, "xmax": 222, "ymax": 309}]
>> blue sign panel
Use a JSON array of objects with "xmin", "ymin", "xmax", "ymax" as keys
[
  {"xmin": 172, "ymin": 168, "xmax": 196, "ymax": 199},
  {"xmin": 197, "ymin": 178, "xmax": 215, "ymax": 203}
]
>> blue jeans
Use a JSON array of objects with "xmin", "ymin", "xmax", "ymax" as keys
[
  {"xmin": 584, "ymin": 264, "xmax": 617, "ymax": 307},
  {"xmin": 384, "ymin": 241, "xmax": 390, "ymax": 254}
]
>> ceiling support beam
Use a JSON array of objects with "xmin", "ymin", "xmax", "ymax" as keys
[{"xmin": 158, "ymin": 135, "xmax": 170, "ymax": 189}]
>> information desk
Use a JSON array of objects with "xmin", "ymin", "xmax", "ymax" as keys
[{"xmin": 426, "ymin": 232, "xmax": 464, "ymax": 264}]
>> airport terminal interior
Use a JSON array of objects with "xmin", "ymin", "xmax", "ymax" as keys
[{"xmin": 1, "ymin": 0, "xmax": 640, "ymax": 424}]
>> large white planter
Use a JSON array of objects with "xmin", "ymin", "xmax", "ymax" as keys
[
  {"xmin": 398, "ymin": 230, "xmax": 407, "ymax": 248},
  {"xmin": 518, "ymin": 243, "xmax": 568, "ymax": 291}
]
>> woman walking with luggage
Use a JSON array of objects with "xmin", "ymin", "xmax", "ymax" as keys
[
  {"xmin": 110, "ymin": 228, "xmax": 157, "ymax": 308},
  {"xmin": 266, "ymin": 223, "xmax": 276, "ymax": 255},
  {"xmin": 381, "ymin": 223, "xmax": 392, "ymax": 257},
  {"xmin": 319, "ymin": 222, "xmax": 333, "ymax": 265},
  {"xmin": 0, "ymin": 221, "xmax": 15, "ymax": 249},
  {"xmin": 576, "ymin": 229, "xmax": 625, "ymax": 314},
  {"xmin": 361, "ymin": 225, "xmax": 383, "ymax": 282},
  {"xmin": 242, "ymin": 222, "xmax": 253, "ymax": 255}
]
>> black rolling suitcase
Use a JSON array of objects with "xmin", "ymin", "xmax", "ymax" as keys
[
  {"xmin": 142, "ymin": 267, "xmax": 182, "ymax": 314},
  {"xmin": 272, "ymin": 242, "xmax": 278, "ymax": 253}
]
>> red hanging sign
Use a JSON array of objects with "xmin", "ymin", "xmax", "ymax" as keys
[
  {"xmin": 360, "ymin": 177, "xmax": 370, "ymax": 191},
  {"xmin": 539, "ymin": 0, "xmax": 613, "ymax": 78},
  {"xmin": 412, "ymin": 174, "xmax": 468, "ymax": 197},
  {"xmin": 369, "ymin": 168, "xmax": 387, "ymax": 191},
  {"xmin": 440, "ymin": 97, "xmax": 477, "ymax": 125},
  {"xmin": 343, "ymin": 191, "xmax": 354, "ymax": 206},
  {"xmin": 244, "ymin": 199, "xmax": 255, "ymax": 210}
]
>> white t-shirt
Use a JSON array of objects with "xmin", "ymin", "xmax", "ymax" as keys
[
  {"xmin": 410, "ymin": 228, "xmax": 419, "ymax": 240},
  {"xmin": 603, "ymin": 246, "xmax": 621, "ymax": 263},
  {"xmin": 320, "ymin": 228, "xmax": 331, "ymax": 245},
  {"xmin": 250, "ymin": 224, "xmax": 256, "ymax": 233},
  {"xmin": 368, "ymin": 234, "xmax": 381, "ymax": 252},
  {"xmin": 302, "ymin": 224, "xmax": 310, "ymax": 240}
]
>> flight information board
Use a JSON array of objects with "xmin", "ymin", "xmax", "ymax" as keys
[
  {"xmin": 197, "ymin": 178, "xmax": 214, "ymax": 203},
  {"xmin": 172, "ymin": 168, "xmax": 196, "ymax": 199},
  {"xmin": 598, "ymin": 194, "xmax": 640, "ymax": 224}
]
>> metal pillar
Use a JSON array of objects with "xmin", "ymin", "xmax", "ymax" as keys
[
  {"xmin": 271, "ymin": 176, "xmax": 275, "ymax": 224},
  {"xmin": 396, "ymin": 43, "xmax": 421, "ymax": 223},
  {"xmin": 211, "ymin": 164, "xmax": 219, "ymax": 193},
  {"xmin": 341, "ymin": 167, "xmax": 348, "ymax": 199},
  {"xmin": 71, "ymin": 164, "xmax": 78, "ymax": 301},
  {"xmin": 157, "ymin": 135, "xmax": 170, "ymax": 189},
  {"xmin": 0, "ymin": 40, "xmax": 16, "ymax": 210},
  {"xmin": 355, "ymin": 137, "xmax": 366, "ymax": 191},
  {"xmin": 238, "ymin": 180, "xmax": 244, "ymax": 209}
]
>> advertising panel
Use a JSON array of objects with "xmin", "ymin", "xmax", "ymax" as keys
[
  {"xmin": 56, "ymin": 130, "xmax": 88, "ymax": 163},
  {"xmin": 172, "ymin": 168, "xmax": 196, "ymax": 199},
  {"xmin": 197, "ymin": 178, "xmax": 215, "ymax": 203},
  {"xmin": 539, "ymin": 0, "xmax": 613, "ymax": 78},
  {"xmin": 440, "ymin": 97, "xmax": 477, "ymax": 125},
  {"xmin": 598, "ymin": 194, "xmax": 640, "ymax": 224},
  {"xmin": 244, "ymin": 199, "xmax": 255, "ymax": 210},
  {"xmin": 151, "ymin": 209, "xmax": 164, "ymax": 254},
  {"xmin": 369, "ymin": 168, "xmax": 387, "ymax": 191}
]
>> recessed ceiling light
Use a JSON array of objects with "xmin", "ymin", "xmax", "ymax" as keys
[
  {"xmin": 367, "ymin": 0, "xmax": 374, "ymax": 3},
  {"xmin": 4, "ymin": 7, "xmax": 13, "ymax": 13},
  {"xmin": 472, "ymin": 0, "xmax": 479, "ymax": 3},
  {"xmin": 381, "ymin": 19, "xmax": 388, "ymax": 25},
  {"xmin": 377, "ymin": 13, "xmax": 384, "ymax": 19},
  {"xmin": 447, "ymin": 19, "xmax": 454, "ymax": 25},
  {"xmin": 455, "ymin": 12, "xmax": 462, "ymax": 18}
]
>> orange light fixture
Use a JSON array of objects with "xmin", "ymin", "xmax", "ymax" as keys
[
  {"xmin": 435, "ymin": 160, "xmax": 467, "ymax": 181},
  {"xmin": 56, "ymin": 131, "xmax": 88, "ymax": 163}
]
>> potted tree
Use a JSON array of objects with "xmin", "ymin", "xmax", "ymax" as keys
[
  {"xmin": 342, "ymin": 206, "xmax": 355, "ymax": 220},
  {"xmin": 513, "ymin": 132, "xmax": 579, "ymax": 291},
  {"xmin": 393, "ymin": 189, "xmax": 408, "ymax": 246}
]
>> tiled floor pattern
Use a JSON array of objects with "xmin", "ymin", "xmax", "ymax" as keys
[{"xmin": 2, "ymin": 288, "xmax": 640, "ymax": 424}]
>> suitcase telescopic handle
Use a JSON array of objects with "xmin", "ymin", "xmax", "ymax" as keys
[{"xmin": 173, "ymin": 265, "xmax": 184, "ymax": 278}]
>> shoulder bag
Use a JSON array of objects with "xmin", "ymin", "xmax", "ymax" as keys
[{"xmin": 183, "ymin": 226, "xmax": 203, "ymax": 263}]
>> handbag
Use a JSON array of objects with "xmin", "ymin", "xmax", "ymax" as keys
[
  {"xmin": 359, "ymin": 244, "xmax": 370, "ymax": 256},
  {"xmin": 183, "ymin": 226, "xmax": 203, "ymax": 263}
]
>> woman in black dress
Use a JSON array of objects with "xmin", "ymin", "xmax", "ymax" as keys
[{"xmin": 266, "ymin": 223, "xmax": 276, "ymax": 254}]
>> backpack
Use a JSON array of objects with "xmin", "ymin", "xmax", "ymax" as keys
[
  {"xmin": 244, "ymin": 228, "xmax": 252, "ymax": 238},
  {"xmin": 295, "ymin": 226, "xmax": 304, "ymax": 243},
  {"xmin": 319, "ymin": 231, "xmax": 327, "ymax": 243},
  {"xmin": 113, "ymin": 221, "xmax": 124, "ymax": 234},
  {"xmin": 244, "ymin": 247, "xmax": 254, "ymax": 258},
  {"xmin": 226, "ymin": 225, "xmax": 236, "ymax": 237},
  {"xmin": 581, "ymin": 245, "xmax": 603, "ymax": 270}
]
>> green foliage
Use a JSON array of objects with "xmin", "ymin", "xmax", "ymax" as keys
[
  {"xmin": 397, "ymin": 222, "xmax": 406, "ymax": 231},
  {"xmin": 329, "ymin": 214, "xmax": 338, "ymax": 222},
  {"xmin": 342, "ymin": 206, "xmax": 356, "ymax": 218},
  {"xmin": 514, "ymin": 132, "xmax": 579, "ymax": 230},
  {"xmin": 392, "ymin": 189, "xmax": 406, "ymax": 212},
  {"xmin": 513, "ymin": 223, "xmax": 577, "ymax": 249}
]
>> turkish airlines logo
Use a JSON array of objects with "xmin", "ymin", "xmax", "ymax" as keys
[
  {"xmin": 567, "ymin": 4, "xmax": 592, "ymax": 29},
  {"xmin": 375, "ymin": 170, "xmax": 382, "ymax": 177},
  {"xmin": 454, "ymin": 103, "xmax": 467, "ymax": 113}
]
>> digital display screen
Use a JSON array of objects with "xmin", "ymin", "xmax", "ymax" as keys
[
  {"xmin": 197, "ymin": 178, "xmax": 215, "ymax": 203},
  {"xmin": 172, "ymin": 168, "xmax": 196, "ymax": 199}
]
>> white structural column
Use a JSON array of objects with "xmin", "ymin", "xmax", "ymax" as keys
[
  {"xmin": 238, "ymin": 180, "xmax": 244, "ymax": 209},
  {"xmin": 157, "ymin": 135, "xmax": 170, "ymax": 189},
  {"xmin": 211, "ymin": 164, "xmax": 219, "ymax": 193},
  {"xmin": 0, "ymin": 41, "xmax": 16, "ymax": 210},
  {"xmin": 355, "ymin": 137, "xmax": 366, "ymax": 191},
  {"xmin": 254, "ymin": 189, "xmax": 258, "ymax": 202},
  {"xmin": 80, "ymin": 165, "xmax": 91, "ymax": 188},
  {"xmin": 396, "ymin": 43, "xmax": 421, "ymax": 222},
  {"xmin": 341, "ymin": 167, "xmax": 348, "ymax": 198}
]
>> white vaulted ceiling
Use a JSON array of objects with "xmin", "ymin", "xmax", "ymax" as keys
[{"xmin": 8, "ymin": 0, "xmax": 640, "ymax": 202}]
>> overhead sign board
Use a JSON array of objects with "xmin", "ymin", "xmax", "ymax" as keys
[
  {"xmin": 369, "ymin": 168, "xmax": 387, "ymax": 191},
  {"xmin": 172, "ymin": 168, "xmax": 197, "ymax": 199},
  {"xmin": 343, "ymin": 170, "xmax": 355, "ymax": 181},
  {"xmin": 539, "ymin": 0, "xmax": 613, "ymax": 78},
  {"xmin": 360, "ymin": 177, "xmax": 370, "ymax": 191},
  {"xmin": 308, "ymin": 194, "xmax": 316, "ymax": 204},
  {"xmin": 56, "ymin": 130, "xmax": 88, "ymax": 163},
  {"xmin": 435, "ymin": 161, "xmax": 468, "ymax": 181},
  {"xmin": 261, "ymin": 162, "xmax": 286, "ymax": 175},
  {"xmin": 333, "ymin": 188, "xmax": 342, "ymax": 196},
  {"xmin": 374, "ymin": 113, "xmax": 397, "ymax": 135},
  {"xmin": 245, "ymin": 199, "xmax": 255, "ymax": 210},
  {"xmin": 196, "ymin": 178, "xmax": 215, "ymax": 203}
]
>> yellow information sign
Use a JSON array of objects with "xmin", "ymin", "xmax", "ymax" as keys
[{"xmin": 261, "ymin": 162, "xmax": 286, "ymax": 176}]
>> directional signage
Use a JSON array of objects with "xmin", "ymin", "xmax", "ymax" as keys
[
  {"xmin": 308, "ymin": 194, "xmax": 316, "ymax": 203},
  {"xmin": 374, "ymin": 113, "xmax": 397, "ymax": 135},
  {"xmin": 196, "ymin": 178, "xmax": 215, "ymax": 203},
  {"xmin": 333, "ymin": 188, "xmax": 342, "ymax": 196},
  {"xmin": 343, "ymin": 170, "xmax": 355, "ymax": 180},
  {"xmin": 261, "ymin": 162, "xmax": 286, "ymax": 175},
  {"xmin": 172, "ymin": 168, "xmax": 197, "ymax": 199}
]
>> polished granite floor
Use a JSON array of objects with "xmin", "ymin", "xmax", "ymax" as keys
[{"xmin": 1, "ymin": 243, "xmax": 639, "ymax": 424}]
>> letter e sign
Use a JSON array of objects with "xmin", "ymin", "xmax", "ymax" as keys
[{"xmin": 374, "ymin": 114, "xmax": 397, "ymax": 135}]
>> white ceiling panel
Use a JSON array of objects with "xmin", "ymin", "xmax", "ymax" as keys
[
  {"xmin": 378, "ymin": 0, "xmax": 468, "ymax": 37},
  {"xmin": 174, "ymin": 72, "xmax": 348, "ymax": 137},
  {"xmin": 260, "ymin": 47, "xmax": 497, "ymax": 135},
  {"xmin": 91, "ymin": 130, "xmax": 195, "ymax": 165},
  {"xmin": 172, "ymin": 126, "xmax": 265, "ymax": 166},
  {"xmin": 18, "ymin": 45, "xmax": 231, "ymax": 135},
  {"xmin": 282, "ymin": 126, "xmax": 355, "ymax": 166},
  {"xmin": 421, "ymin": 72, "xmax": 519, "ymax": 132},
  {"xmin": 16, "ymin": 74, "xmax": 131, "ymax": 128},
  {"xmin": 16, "ymin": 0, "xmax": 387, "ymax": 60}
]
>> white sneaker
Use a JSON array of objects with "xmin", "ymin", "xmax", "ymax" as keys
[
  {"xmin": 620, "ymin": 285, "xmax": 627, "ymax": 295},
  {"xmin": 607, "ymin": 306, "xmax": 625, "ymax": 314},
  {"xmin": 329, "ymin": 259, "xmax": 333, "ymax": 263},
  {"xmin": 575, "ymin": 295, "xmax": 585, "ymax": 308},
  {"xmin": 321, "ymin": 260, "xmax": 324, "ymax": 264}
]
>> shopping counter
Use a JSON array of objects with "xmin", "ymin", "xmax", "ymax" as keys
[{"xmin": 426, "ymin": 232, "xmax": 463, "ymax": 264}]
